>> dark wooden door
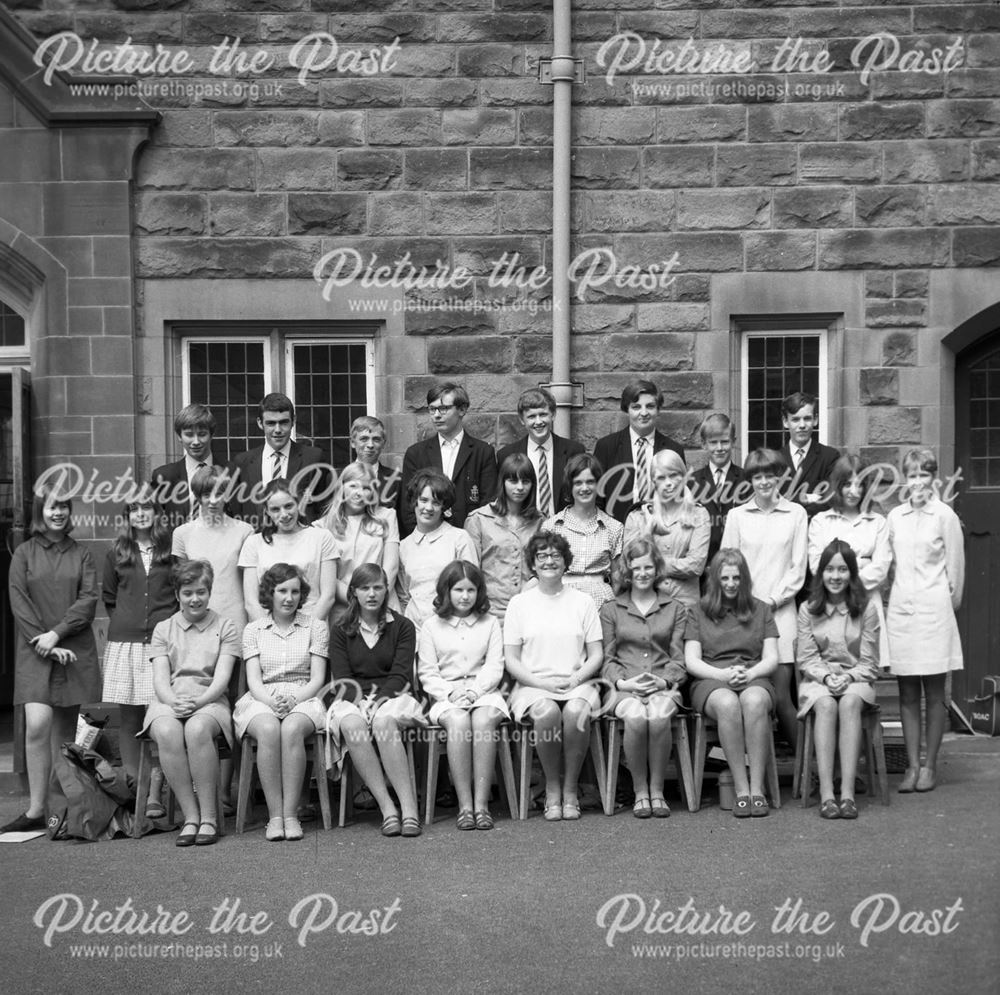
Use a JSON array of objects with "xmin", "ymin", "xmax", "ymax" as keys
[{"xmin": 954, "ymin": 331, "xmax": 1000, "ymax": 724}]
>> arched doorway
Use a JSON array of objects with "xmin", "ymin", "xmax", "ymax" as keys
[{"xmin": 954, "ymin": 325, "xmax": 1000, "ymax": 725}]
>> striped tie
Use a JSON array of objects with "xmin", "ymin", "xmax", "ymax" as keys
[
  {"xmin": 537, "ymin": 446, "xmax": 551, "ymax": 517},
  {"xmin": 636, "ymin": 436, "xmax": 650, "ymax": 504}
]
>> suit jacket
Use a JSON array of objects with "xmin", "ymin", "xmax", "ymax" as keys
[
  {"xmin": 593, "ymin": 428, "xmax": 685, "ymax": 524},
  {"xmin": 689, "ymin": 463, "xmax": 749, "ymax": 566},
  {"xmin": 151, "ymin": 458, "xmax": 214, "ymax": 532},
  {"xmin": 778, "ymin": 440, "xmax": 840, "ymax": 518},
  {"xmin": 496, "ymin": 432, "xmax": 585, "ymax": 514},
  {"xmin": 398, "ymin": 433, "xmax": 498, "ymax": 536},
  {"xmin": 226, "ymin": 440, "xmax": 330, "ymax": 529}
]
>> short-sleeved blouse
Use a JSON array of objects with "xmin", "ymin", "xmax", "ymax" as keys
[
  {"xmin": 148, "ymin": 609, "xmax": 241, "ymax": 699},
  {"xmin": 396, "ymin": 523, "xmax": 478, "ymax": 628},
  {"xmin": 464, "ymin": 506, "xmax": 541, "ymax": 619},
  {"xmin": 242, "ymin": 612, "xmax": 330, "ymax": 686},
  {"xmin": 239, "ymin": 526, "xmax": 337, "ymax": 616},
  {"xmin": 173, "ymin": 515, "xmax": 254, "ymax": 636},
  {"xmin": 684, "ymin": 600, "xmax": 779, "ymax": 670},
  {"xmin": 542, "ymin": 508, "xmax": 624, "ymax": 608},
  {"xmin": 327, "ymin": 507, "xmax": 399, "ymax": 581}
]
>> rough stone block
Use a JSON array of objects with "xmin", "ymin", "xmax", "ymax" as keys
[
  {"xmin": 677, "ymin": 189, "xmax": 769, "ymax": 230},
  {"xmin": 183, "ymin": 13, "xmax": 259, "ymax": 43},
  {"xmin": 799, "ymin": 143, "xmax": 880, "ymax": 184},
  {"xmin": 481, "ymin": 80, "xmax": 552, "ymax": 107},
  {"xmin": 257, "ymin": 149, "xmax": 338, "ymax": 190},
  {"xmin": 617, "ymin": 233, "xmax": 743, "ymax": 273},
  {"xmin": 657, "ymin": 106, "xmax": 746, "ymax": 143},
  {"xmin": 214, "ymin": 111, "xmax": 319, "ymax": 147},
  {"xmin": 855, "ymin": 187, "xmax": 926, "ymax": 228},
  {"xmin": 716, "ymin": 144, "xmax": 796, "ymax": 186},
  {"xmin": 952, "ymin": 227, "xmax": 1000, "ymax": 266},
  {"xmin": 453, "ymin": 236, "xmax": 543, "ymax": 275},
  {"xmin": 326, "ymin": 12, "xmax": 435, "ymax": 42},
  {"xmin": 584, "ymin": 191, "xmax": 676, "ymax": 233},
  {"xmin": 427, "ymin": 336, "xmax": 512, "ymax": 374},
  {"xmin": 860, "ymin": 368, "xmax": 899, "ymax": 405},
  {"xmin": 882, "ymin": 331, "xmax": 916, "ymax": 367},
  {"xmin": 403, "ymin": 311, "xmax": 496, "ymax": 338},
  {"xmin": 882, "ymin": 140, "xmax": 969, "ymax": 183},
  {"xmin": 927, "ymin": 99, "xmax": 1000, "ymax": 137},
  {"xmin": 517, "ymin": 109, "xmax": 554, "ymax": 147},
  {"xmin": 403, "ymin": 149, "xmax": 467, "ymax": 191},
  {"xmin": 135, "ymin": 193, "xmax": 206, "ymax": 235},
  {"xmin": 575, "ymin": 108, "xmax": 655, "ymax": 146},
  {"xmin": 642, "ymin": 146, "xmax": 714, "ymax": 188},
  {"xmin": 442, "ymin": 109, "xmax": 517, "ymax": 146},
  {"xmin": 471, "ymin": 148, "xmax": 553, "ymax": 189},
  {"xmin": 867, "ymin": 299, "xmax": 927, "ymax": 328},
  {"xmin": 153, "ymin": 112, "xmax": 213, "ymax": 148},
  {"xmin": 209, "ymin": 193, "xmax": 286, "ymax": 236},
  {"xmin": 370, "ymin": 194, "xmax": 425, "ymax": 236},
  {"xmin": 138, "ymin": 149, "xmax": 255, "ymax": 190},
  {"xmin": 947, "ymin": 69, "xmax": 1000, "ymax": 100},
  {"xmin": 927, "ymin": 183, "xmax": 1000, "ymax": 225},
  {"xmin": 498, "ymin": 192, "xmax": 552, "ymax": 234},
  {"xmin": 744, "ymin": 231, "xmax": 817, "ymax": 271},
  {"xmin": 288, "ymin": 193, "xmax": 367, "ymax": 234},
  {"xmin": 967, "ymin": 31, "xmax": 1000, "ymax": 66},
  {"xmin": 868, "ymin": 407, "xmax": 921, "ymax": 445},
  {"xmin": 603, "ymin": 332, "xmax": 695, "ymax": 371},
  {"xmin": 568, "ymin": 304, "xmax": 634, "ymax": 336},
  {"xmin": 404, "ymin": 79, "xmax": 479, "ymax": 108},
  {"xmin": 389, "ymin": 45, "xmax": 456, "ymax": 78},
  {"xmin": 317, "ymin": 111, "xmax": 366, "ymax": 147},
  {"xmin": 894, "ymin": 271, "xmax": 930, "ymax": 299},
  {"xmin": 818, "ymin": 230, "xmax": 950, "ymax": 269},
  {"xmin": 425, "ymin": 193, "xmax": 497, "ymax": 235},
  {"xmin": 319, "ymin": 79, "xmax": 403, "ymax": 108},
  {"xmin": 368, "ymin": 110, "xmax": 441, "ymax": 146},
  {"xmin": 865, "ymin": 272, "xmax": 893, "ymax": 299},
  {"xmin": 747, "ymin": 105, "xmax": 837, "ymax": 143},
  {"xmin": 337, "ymin": 150, "xmax": 403, "ymax": 190},
  {"xmin": 137, "ymin": 237, "xmax": 318, "ymax": 279},
  {"xmin": 438, "ymin": 13, "xmax": 550, "ymax": 42},
  {"xmin": 839, "ymin": 103, "xmax": 926, "ymax": 142},
  {"xmin": 259, "ymin": 13, "xmax": 328, "ymax": 42},
  {"xmin": 571, "ymin": 148, "xmax": 640, "ymax": 189},
  {"xmin": 973, "ymin": 139, "xmax": 1000, "ymax": 179},
  {"xmin": 772, "ymin": 187, "xmax": 852, "ymax": 228},
  {"xmin": 456, "ymin": 44, "xmax": 524, "ymax": 77}
]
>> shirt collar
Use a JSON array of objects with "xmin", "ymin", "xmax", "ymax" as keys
[
  {"xmin": 824, "ymin": 601, "xmax": 849, "ymax": 617},
  {"xmin": 445, "ymin": 615, "xmax": 478, "ymax": 628},
  {"xmin": 414, "ymin": 524, "xmax": 447, "ymax": 544},
  {"xmin": 630, "ymin": 427, "xmax": 655, "ymax": 450},
  {"xmin": 710, "ymin": 461, "xmax": 731, "ymax": 478},
  {"xmin": 177, "ymin": 609, "xmax": 215, "ymax": 632},
  {"xmin": 267, "ymin": 442, "xmax": 292, "ymax": 460},
  {"xmin": 746, "ymin": 496, "xmax": 794, "ymax": 513},
  {"xmin": 533, "ymin": 436, "xmax": 553, "ymax": 455},
  {"xmin": 35, "ymin": 532, "xmax": 73, "ymax": 550},
  {"xmin": 439, "ymin": 431, "xmax": 464, "ymax": 449},
  {"xmin": 185, "ymin": 454, "xmax": 210, "ymax": 476},
  {"xmin": 262, "ymin": 610, "xmax": 309, "ymax": 630},
  {"xmin": 791, "ymin": 440, "xmax": 812, "ymax": 458}
]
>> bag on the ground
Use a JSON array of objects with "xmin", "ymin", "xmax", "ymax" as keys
[{"xmin": 969, "ymin": 675, "xmax": 1000, "ymax": 736}]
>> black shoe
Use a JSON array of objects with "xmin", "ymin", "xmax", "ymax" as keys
[{"xmin": 1, "ymin": 812, "xmax": 45, "ymax": 833}]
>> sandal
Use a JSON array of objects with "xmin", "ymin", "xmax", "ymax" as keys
[
  {"xmin": 733, "ymin": 795, "xmax": 751, "ymax": 819},
  {"xmin": 175, "ymin": 821, "xmax": 199, "ymax": 847},
  {"xmin": 750, "ymin": 795, "xmax": 769, "ymax": 818},
  {"xmin": 650, "ymin": 797, "xmax": 670, "ymax": 819},
  {"xmin": 633, "ymin": 797, "xmax": 652, "ymax": 819},
  {"xmin": 284, "ymin": 817, "xmax": 304, "ymax": 841},
  {"xmin": 401, "ymin": 816, "xmax": 422, "ymax": 837},
  {"xmin": 380, "ymin": 814, "xmax": 401, "ymax": 837},
  {"xmin": 456, "ymin": 809, "xmax": 476, "ymax": 831},
  {"xmin": 543, "ymin": 803, "xmax": 562, "ymax": 822},
  {"xmin": 819, "ymin": 799, "xmax": 841, "ymax": 820},
  {"xmin": 474, "ymin": 810, "xmax": 494, "ymax": 831},
  {"xmin": 145, "ymin": 800, "xmax": 166, "ymax": 820},
  {"xmin": 265, "ymin": 817, "xmax": 285, "ymax": 842},
  {"xmin": 561, "ymin": 801, "xmax": 581, "ymax": 821},
  {"xmin": 838, "ymin": 798, "xmax": 858, "ymax": 820},
  {"xmin": 195, "ymin": 820, "xmax": 219, "ymax": 846}
]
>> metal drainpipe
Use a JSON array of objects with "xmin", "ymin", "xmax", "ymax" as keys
[{"xmin": 549, "ymin": 0, "xmax": 574, "ymax": 437}]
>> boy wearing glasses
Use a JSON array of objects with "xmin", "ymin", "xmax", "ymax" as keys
[{"xmin": 398, "ymin": 382, "xmax": 497, "ymax": 536}]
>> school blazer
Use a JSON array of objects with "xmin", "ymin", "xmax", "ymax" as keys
[
  {"xmin": 592, "ymin": 428, "xmax": 685, "ymax": 523},
  {"xmin": 689, "ymin": 463, "xmax": 748, "ymax": 565},
  {"xmin": 398, "ymin": 433, "xmax": 498, "ymax": 536},
  {"xmin": 778, "ymin": 441, "xmax": 841, "ymax": 518},
  {"xmin": 496, "ymin": 432, "xmax": 585, "ymax": 513},
  {"xmin": 150, "ymin": 458, "xmax": 216, "ymax": 532},
  {"xmin": 226, "ymin": 440, "xmax": 330, "ymax": 529}
]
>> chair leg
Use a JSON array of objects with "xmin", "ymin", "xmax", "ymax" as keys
[
  {"xmin": 673, "ymin": 716, "xmax": 697, "ymax": 814},
  {"xmin": 588, "ymin": 722, "xmax": 608, "ymax": 814},
  {"xmin": 692, "ymin": 714, "xmax": 706, "ymax": 812},
  {"xmin": 766, "ymin": 732, "xmax": 781, "ymax": 810},
  {"xmin": 497, "ymin": 726, "xmax": 519, "ymax": 820},
  {"xmin": 133, "ymin": 739, "xmax": 154, "ymax": 839},
  {"xmin": 338, "ymin": 756, "xmax": 351, "ymax": 828},
  {"xmin": 424, "ymin": 730, "xmax": 442, "ymax": 827},
  {"xmin": 866, "ymin": 710, "xmax": 890, "ymax": 806},
  {"xmin": 792, "ymin": 718, "xmax": 805, "ymax": 799},
  {"xmin": 312, "ymin": 736, "xmax": 332, "ymax": 830},
  {"xmin": 604, "ymin": 720, "xmax": 621, "ymax": 816},
  {"xmin": 517, "ymin": 723, "xmax": 533, "ymax": 821},
  {"xmin": 235, "ymin": 738, "xmax": 254, "ymax": 835},
  {"xmin": 800, "ymin": 712, "xmax": 814, "ymax": 809}
]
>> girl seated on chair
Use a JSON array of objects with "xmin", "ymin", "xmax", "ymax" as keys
[
  {"xmin": 143, "ymin": 560, "xmax": 240, "ymax": 847},
  {"xmin": 417, "ymin": 561, "xmax": 508, "ymax": 831},
  {"xmin": 684, "ymin": 549, "xmax": 779, "ymax": 819},
  {"xmin": 600, "ymin": 538, "xmax": 688, "ymax": 819},
  {"xmin": 233, "ymin": 563, "xmax": 329, "ymax": 842},
  {"xmin": 329, "ymin": 564, "xmax": 425, "ymax": 838},
  {"xmin": 503, "ymin": 530, "xmax": 604, "ymax": 822},
  {"xmin": 797, "ymin": 539, "xmax": 880, "ymax": 821}
]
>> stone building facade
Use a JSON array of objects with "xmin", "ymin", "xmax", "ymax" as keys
[{"xmin": 1, "ymin": 0, "xmax": 999, "ymax": 717}]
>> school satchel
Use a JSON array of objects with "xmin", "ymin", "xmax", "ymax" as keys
[
  {"xmin": 968, "ymin": 676, "xmax": 1000, "ymax": 737},
  {"xmin": 46, "ymin": 742, "xmax": 152, "ymax": 841}
]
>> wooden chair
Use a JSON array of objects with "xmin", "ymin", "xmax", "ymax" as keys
[
  {"xmin": 234, "ymin": 731, "xmax": 332, "ymax": 833},
  {"xmin": 422, "ymin": 721, "xmax": 519, "ymax": 825},
  {"xmin": 602, "ymin": 714, "xmax": 697, "ymax": 815},
  {"xmin": 792, "ymin": 703, "xmax": 890, "ymax": 808},
  {"xmin": 690, "ymin": 712, "xmax": 782, "ymax": 811},
  {"xmin": 515, "ymin": 717, "xmax": 608, "ymax": 820}
]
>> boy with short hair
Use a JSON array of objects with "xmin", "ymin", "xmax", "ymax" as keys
[
  {"xmin": 152, "ymin": 404, "xmax": 218, "ymax": 531},
  {"xmin": 777, "ymin": 391, "xmax": 839, "ymax": 517},
  {"xmin": 690, "ymin": 413, "xmax": 746, "ymax": 566}
]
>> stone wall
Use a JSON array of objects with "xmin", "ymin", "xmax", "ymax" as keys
[{"xmin": 6, "ymin": 0, "xmax": 1000, "ymax": 470}]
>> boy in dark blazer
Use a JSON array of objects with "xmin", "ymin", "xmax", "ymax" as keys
[
  {"xmin": 151, "ymin": 403, "xmax": 218, "ymax": 531},
  {"xmin": 347, "ymin": 415, "xmax": 399, "ymax": 509},
  {"xmin": 777, "ymin": 391, "xmax": 840, "ymax": 518},
  {"xmin": 226, "ymin": 392, "xmax": 330, "ymax": 529},
  {"xmin": 592, "ymin": 379, "xmax": 685, "ymax": 523},
  {"xmin": 398, "ymin": 382, "xmax": 497, "ymax": 536},
  {"xmin": 689, "ymin": 412, "xmax": 748, "ymax": 567},
  {"xmin": 496, "ymin": 387, "xmax": 584, "ymax": 517}
]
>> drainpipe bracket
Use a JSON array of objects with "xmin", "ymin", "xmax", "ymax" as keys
[
  {"xmin": 540, "ymin": 381, "xmax": 585, "ymax": 408},
  {"xmin": 538, "ymin": 58, "xmax": 585, "ymax": 85}
]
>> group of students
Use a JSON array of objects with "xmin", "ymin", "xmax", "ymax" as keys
[{"xmin": 3, "ymin": 378, "xmax": 965, "ymax": 841}]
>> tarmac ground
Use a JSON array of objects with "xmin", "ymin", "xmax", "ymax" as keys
[{"xmin": 1, "ymin": 733, "xmax": 998, "ymax": 995}]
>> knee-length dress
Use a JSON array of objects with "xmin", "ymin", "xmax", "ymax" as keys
[
  {"xmin": 885, "ymin": 498, "xmax": 964, "ymax": 676},
  {"xmin": 9, "ymin": 534, "xmax": 100, "ymax": 707},
  {"xmin": 542, "ymin": 508, "xmax": 623, "ymax": 609}
]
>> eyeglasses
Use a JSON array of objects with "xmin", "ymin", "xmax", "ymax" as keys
[
  {"xmin": 534, "ymin": 551, "xmax": 562, "ymax": 563},
  {"xmin": 428, "ymin": 404, "xmax": 455, "ymax": 414}
]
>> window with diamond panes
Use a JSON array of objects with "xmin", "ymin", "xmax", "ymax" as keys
[
  {"xmin": 288, "ymin": 340, "xmax": 371, "ymax": 469},
  {"xmin": 186, "ymin": 340, "xmax": 267, "ymax": 465},
  {"xmin": 968, "ymin": 347, "xmax": 1000, "ymax": 488},
  {"xmin": 743, "ymin": 333, "xmax": 824, "ymax": 453}
]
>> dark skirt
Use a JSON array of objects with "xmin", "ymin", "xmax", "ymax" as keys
[
  {"xmin": 690, "ymin": 676, "xmax": 776, "ymax": 716},
  {"xmin": 13, "ymin": 633, "xmax": 101, "ymax": 707}
]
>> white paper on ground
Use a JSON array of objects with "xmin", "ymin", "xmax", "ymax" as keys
[{"xmin": 0, "ymin": 830, "xmax": 46, "ymax": 843}]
